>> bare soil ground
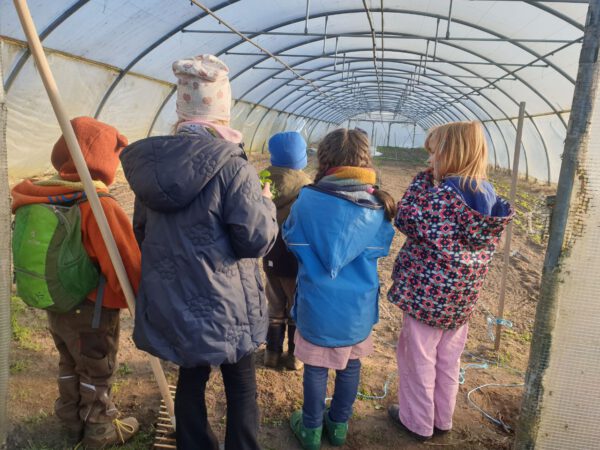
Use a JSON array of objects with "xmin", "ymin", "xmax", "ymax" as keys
[{"xmin": 7, "ymin": 149, "xmax": 555, "ymax": 449}]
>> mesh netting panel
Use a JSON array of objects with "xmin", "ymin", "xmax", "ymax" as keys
[
  {"xmin": 532, "ymin": 76, "xmax": 600, "ymax": 449},
  {"xmin": 0, "ymin": 42, "xmax": 11, "ymax": 446}
]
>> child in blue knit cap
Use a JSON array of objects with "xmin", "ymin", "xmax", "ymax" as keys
[{"xmin": 263, "ymin": 131, "xmax": 312, "ymax": 370}]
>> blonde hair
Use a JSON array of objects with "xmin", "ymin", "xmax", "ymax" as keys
[
  {"xmin": 425, "ymin": 121, "xmax": 488, "ymax": 191},
  {"xmin": 316, "ymin": 128, "xmax": 397, "ymax": 221}
]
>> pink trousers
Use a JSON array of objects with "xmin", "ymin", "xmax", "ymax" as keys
[{"xmin": 396, "ymin": 313, "xmax": 469, "ymax": 437}]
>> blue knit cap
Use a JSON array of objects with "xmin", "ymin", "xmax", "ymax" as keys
[{"xmin": 268, "ymin": 131, "xmax": 307, "ymax": 170}]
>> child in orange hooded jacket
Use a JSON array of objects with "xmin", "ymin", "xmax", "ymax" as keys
[{"xmin": 11, "ymin": 117, "xmax": 141, "ymax": 448}]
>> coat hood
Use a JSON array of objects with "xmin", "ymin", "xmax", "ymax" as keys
[
  {"xmin": 52, "ymin": 116, "xmax": 128, "ymax": 186},
  {"xmin": 455, "ymin": 191, "xmax": 514, "ymax": 249},
  {"xmin": 284, "ymin": 186, "xmax": 392, "ymax": 279},
  {"xmin": 11, "ymin": 177, "xmax": 108, "ymax": 212},
  {"xmin": 120, "ymin": 134, "xmax": 244, "ymax": 212}
]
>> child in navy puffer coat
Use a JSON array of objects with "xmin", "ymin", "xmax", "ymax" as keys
[{"xmin": 387, "ymin": 121, "xmax": 513, "ymax": 441}]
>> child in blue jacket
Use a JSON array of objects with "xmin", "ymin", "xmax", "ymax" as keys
[{"xmin": 283, "ymin": 128, "xmax": 395, "ymax": 450}]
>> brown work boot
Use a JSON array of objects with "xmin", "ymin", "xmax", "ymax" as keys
[
  {"xmin": 285, "ymin": 324, "xmax": 302, "ymax": 370},
  {"xmin": 284, "ymin": 353, "xmax": 303, "ymax": 371},
  {"xmin": 82, "ymin": 417, "xmax": 139, "ymax": 448}
]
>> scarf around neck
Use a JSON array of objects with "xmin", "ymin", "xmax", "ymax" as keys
[
  {"xmin": 316, "ymin": 166, "xmax": 379, "ymax": 204},
  {"xmin": 317, "ymin": 166, "xmax": 377, "ymax": 192}
]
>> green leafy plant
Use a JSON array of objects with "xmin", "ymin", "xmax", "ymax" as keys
[
  {"xmin": 117, "ymin": 362, "xmax": 133, "ymax": 376},
  {"xmin": 258, "ymin": 169, "xmax": 278, "ymax": 198},
  {"xmin": 259, "ymin": 169, "xmax": 272, "ymax": 186}
]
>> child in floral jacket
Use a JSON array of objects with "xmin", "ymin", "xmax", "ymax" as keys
[{"xmin": 387, "ymin": 121, "xmax": 513, "ymax": 441}]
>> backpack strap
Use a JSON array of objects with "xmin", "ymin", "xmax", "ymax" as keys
[{"xmin": 91, "ymin": 275, "xmax": 106, "ymax": 329}]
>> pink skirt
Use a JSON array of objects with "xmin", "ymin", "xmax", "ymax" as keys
[{"xmin": 294, "ymin": 330, "xmax": 374, "ymax": 370}]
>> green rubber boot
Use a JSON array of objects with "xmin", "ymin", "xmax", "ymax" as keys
[
  {"xmin": 290, "ymin": 410, "xmax": 322, "ymax": 450},
  {"xmin": 323, "ymin": 409, "xmax": 348, "ymax": 446}
]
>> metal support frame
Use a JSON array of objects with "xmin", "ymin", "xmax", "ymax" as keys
[
  {"xmin": 260, "ymin": 110, "xmax": 287, "ymax": 153},
  {"xmin": 3, "ymin": 0, "xmax": 90, "ymax": 92},
  {"xmin": 305, "ymin": 78, "xmax": 503, "ymax": 167},
  {"xmin": 495, "ymin": 101, "xmax": 526, "ymax": 351},
  {"xmin": 146, "ymin": 86, "xmax": 176, "ymax": 137},
  {"xmin": 228, "ymin": 51, "xmax": 549, "ymax": 67},
  {"xmin": 215, "ymin": 25, "xmax": 562, "ymax": 181},
  {"xmin": 219, "ymin": 8, "xmax": 574, "ymax": 133},
  {"xmin": 181, "ymin": 28, "xmax": 578, "ymax": 44},
  {"xmin": 248, "ymin": 107, "xmax": 272, "ymax": 153},
  {"xmin": 2, "ymin": 2, "xmax": 584, "ymax": 183},
  {"xmin": 362, "ymin": 0, "xmax": 383, "ymax": 111},
  {"xmin": 245, "ymin": 45, "xmax": 547, "ymax": 177},
  {"xmin": 86, "ymin": 6, "xmax": 578, "ymax": 134},
  {"xmin": 446, "ymin": 0, "xmax": 454, "ymax": 39},
  {"xmin": 93, "ymin": 0, "xmax": 240, "ymax": 118},
  {"xmin": 304, "ymin": 0, "xmax": 311, "ymax": 34},
  {"xmin": 241, "ymin": 50, "xmax": 527, "ymax": 173}
]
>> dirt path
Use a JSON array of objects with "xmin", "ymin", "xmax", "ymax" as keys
[{"xmin": 7, "ymin": 152, "xmax": 555, "ymax": 449}]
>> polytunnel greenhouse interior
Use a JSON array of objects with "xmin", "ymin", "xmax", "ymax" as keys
[
  {"xmin": 1, "ymin": 1, "xmax": 599, "ymax": 449},
  {"xmin": 0, "ymin": 0, "xmax": 591, "ymax": 181}
]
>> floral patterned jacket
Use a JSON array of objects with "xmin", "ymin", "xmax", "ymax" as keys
[{"xmin": 387, "ymin": 170, "xmax": 513, "ymax": 329}]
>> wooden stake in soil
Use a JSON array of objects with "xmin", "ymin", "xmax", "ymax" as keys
[
  {"xmin": 494, "ymin": 101, "xmax": 526, "ymax": 351},
  {"xmin": 12, "ymin": 0, "xmax": 176, "ymax": 428}
]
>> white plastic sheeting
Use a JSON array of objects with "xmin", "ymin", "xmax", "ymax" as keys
[{"xmin": 0, "ymin": 0, "xmax": 591, "ymax": 181}]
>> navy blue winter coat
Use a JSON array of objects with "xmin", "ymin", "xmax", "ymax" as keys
[{"xmin": 120, "ymin": 132, "xmax": 278, "ymax": 367}]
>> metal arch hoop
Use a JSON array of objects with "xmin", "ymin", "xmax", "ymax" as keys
[
  {"xmin": 98, "ymin": 4, "xmax": 575, "ymax": 181},
  {"xmin": 224, "ymin": 9, "xmax": 575, "ymax": 116},
  {"xmin": 90, "ymin": 5, "xmax": 577, "ymax": 131},
  {"xmin": 3, "ymin": 0, "xmax": 90, "ymax": 92},
  {"xmin": 275, "ymin": 70, "xmax": 506, "ymax": 172},
  {"xmin": 146, "ymin": 86, "xmax": 176, "ymax": 137},
  {"xmin": 93, "ymin": 0, "xmax": 243, "ymax": 119},
  {"xmin": 237, "ymin": 45, "xmax": 542, "ymax": 179},
  {"xmin": 250, "ymin": 53, "xmax": 521, "ymax": 175},
  {"xmin": 211, "ymin": 14, "xmax": 562, "ymax": 179}
]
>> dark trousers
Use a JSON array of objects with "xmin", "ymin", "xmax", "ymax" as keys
[
  {"xmin": 47, "ymin": 301, "xmax": 121, "ymax": 428},
  {"xmin": 265, "ymin": 274, "xmax": 297, "ymax": 354},
  {"xmin": 302, "ymin": 359, "xmax": 362, "ymax": 428},
  {"xmin": 175, "ymin": 353, "xmax": 260, "ymax": 450}
]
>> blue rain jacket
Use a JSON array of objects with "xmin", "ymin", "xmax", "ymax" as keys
[{"xmin": 283, "ymin": 186, "xmax": 394, "ymax": 347}]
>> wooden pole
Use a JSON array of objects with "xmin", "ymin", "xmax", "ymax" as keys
[
  {"xmin": 494, "ymin": 101, "xmax": 526, "ymax": 351},
  {"xmin": 12, "ymin": 0, "xmax": 175, "ymax": 427}
]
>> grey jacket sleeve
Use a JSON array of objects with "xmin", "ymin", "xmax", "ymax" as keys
[
  {"xmin": 132, "ymin": 196, "xmax": 147, "ymax": 248},
  {"xmin": 223, "ymin": 162, "xmax": 278, "ymax": 258}
]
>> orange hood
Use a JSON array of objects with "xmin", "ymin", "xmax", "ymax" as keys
[
  {"xmin": 11, "ymin": 178, "xmax": 108, "ymax": 213},
  {"xmin": 51, "ymin": 116, "xmax": 128, "ymax": 186}
]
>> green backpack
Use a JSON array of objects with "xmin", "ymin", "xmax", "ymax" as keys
[{"xmin": 12, "ymin": 200, "xmax": 100, "ymax": 313}]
